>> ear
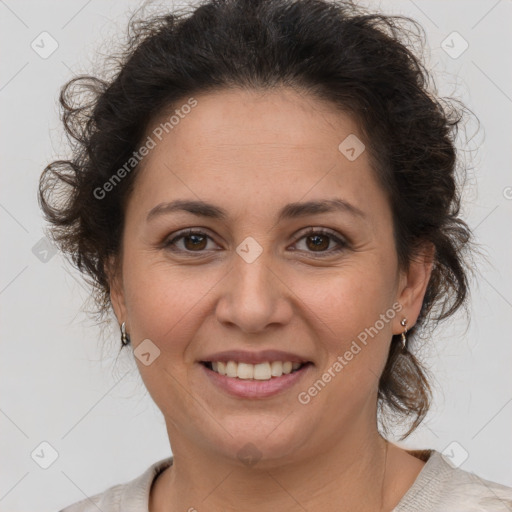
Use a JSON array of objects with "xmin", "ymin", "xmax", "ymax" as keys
[
  {"xmin": 105, "ymin": 255, "xmax": 127, "ymax": 325},
  {"xmin": 394, "ymin": 242, "xmax": 435, "ymax": 334}
]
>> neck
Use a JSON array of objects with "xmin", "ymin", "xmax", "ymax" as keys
[{"xmin": 152, "ymin": 423, "xmax": 398, "ymax": 512}]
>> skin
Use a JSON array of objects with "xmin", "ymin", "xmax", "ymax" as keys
[{"xmin": 108, "ymin": 87, "xmax": 433, "ymax": 511}]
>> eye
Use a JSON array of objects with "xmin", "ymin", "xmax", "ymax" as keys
[
  {"xmin": 164, "ymin": 229, "xmax": 218, "ymax": 253},
  {"xmin": 291, "ymin": 227, "xmax": 348, "ymax": 257},
  {"xmin": 163, "ymin": 227, "xmax": 348, "ymax": 257}
]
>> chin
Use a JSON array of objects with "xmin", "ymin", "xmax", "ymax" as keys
[{"xmin": 206, "ymin": 420, "xmax": 309, "ymax": 468}]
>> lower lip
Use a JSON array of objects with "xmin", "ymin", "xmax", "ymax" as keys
[{"xmin": 200, "ymin": 363, "xmax": 313, "ymax": 399}]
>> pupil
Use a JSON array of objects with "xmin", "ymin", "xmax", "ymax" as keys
[
  {"xmin": 308, "ymin": 235, "xmax": 328, "ymax": 250},
  {"xmin": 186, "ymin": 234, "xmax": 206, "ymax": 250}
]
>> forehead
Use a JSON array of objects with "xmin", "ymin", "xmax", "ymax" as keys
[
  {"xmin": 146, "ymin": 87, "xmax": 360, "ymax": 159},
  {"xmin": 126, "ymin": 87, "xmax": 387, "ymax": 225}
]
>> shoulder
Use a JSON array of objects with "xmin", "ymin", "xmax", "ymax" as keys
[
  {"xmin": 394, "ymin": 450, "xmax": 512, "ymax": 512},
  {"xmin": 57, "ymin": 457, "xmax": 173, "ymax": 512}
]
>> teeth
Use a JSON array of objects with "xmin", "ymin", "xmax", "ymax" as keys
[
  {"xmin": 253, "ymin": 362, "xmax": 271, "ymax": 380},
  {"xmin": 237, "ymin": 363, "xmax": 254, "ymax": 379},
  {"xmin": 208, "ymin": 360, "xmax": 305, "ymax": 380},
  {"xmin": 226, "ymin": 361, "xmax": 238, "ymax": 378},
  {"xmin": 271, "ymin": 361, "xmax": 282, "ymax": 377}
]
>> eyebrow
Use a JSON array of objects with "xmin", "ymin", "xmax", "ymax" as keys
[{"xmin": 146, "ymin": 198, "xmax": 366, "ymax": 224}]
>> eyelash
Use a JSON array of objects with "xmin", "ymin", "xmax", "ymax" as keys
[{"xmin": 163, "ymin": 227, "xmax": 348, "ymax": 258}]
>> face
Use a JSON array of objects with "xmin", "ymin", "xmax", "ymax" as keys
[{"xmin": 109, "ymin": 87, "xmax": 430, "ymax": 466}]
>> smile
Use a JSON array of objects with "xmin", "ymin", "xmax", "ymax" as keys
[
  {"xmin": 200, "ymin": 361, "xmax": 314, "ymax": 399},
  {"xmin": 201, "ymin": 360, "xmax": 308, "ymax": 380}
]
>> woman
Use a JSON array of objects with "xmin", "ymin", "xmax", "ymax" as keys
[{"xmin": 39, "ymin": 0, "xmax": 512, "ymax": 510}]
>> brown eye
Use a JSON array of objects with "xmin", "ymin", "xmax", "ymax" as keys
[
  {"xmin": 183, "ymin": 233, "xmax": 207, "ymax": 250},
  {"xmin": 305, "ymin": 233, "xmax": 330, "ymax": 251},
  {"xmin": 293, "ymin": 228, "xmax": 348, "ymax": 257},
  {"xmin": 163, "ymin": 227, "xmax": 348, "ymax": 257},
  {"xmin": 164, "ymin": 230, "xmax": 216, "ymax": 253}
]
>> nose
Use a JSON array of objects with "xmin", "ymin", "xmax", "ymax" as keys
[{"xmin": 214, "ymin": 248, "xmax": 294, "ymax": 334}]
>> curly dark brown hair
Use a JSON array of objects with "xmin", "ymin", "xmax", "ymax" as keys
[{"xmin": 38, "ymin": 0, "xmax": 474, "ymax": 438}]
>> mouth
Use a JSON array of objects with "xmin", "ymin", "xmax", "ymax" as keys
[
  {"xmin": 197, "ymin": 348, "xmax": 315, "ymax": 399},
  {"xmin": 199, "ymin": 359, "xmax": 314, "ymax": 399},
  {"xmin": 200, "ymin": 360, "xmax": 312, "ymax": 380}
]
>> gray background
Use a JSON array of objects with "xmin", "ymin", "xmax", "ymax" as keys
[{"xmin": 1, "ymin": 0, "xmax": 511, "ymax": 510}]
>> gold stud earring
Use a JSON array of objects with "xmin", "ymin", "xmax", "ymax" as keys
[{"xmin": 400, "ymin": 318, "xmax": 408, "ymax": 351}]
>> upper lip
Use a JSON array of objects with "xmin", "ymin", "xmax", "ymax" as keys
[{"xmin": 199, "ymin": 350, "xmax": 313, "ymax": 365}]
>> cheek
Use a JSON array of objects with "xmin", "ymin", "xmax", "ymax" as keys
[
  {"xmin": 302, "ymin": 264, "xmax": 397, "ymax": 334},
  {"xmin": 120, "ymin": 259, "xmax": 211, "ymax": 408},
  {"xmin": 121, "ymin": 256, "xmax": 223, "ymax": 351},
  {"xmin": 296, "ymin": 264, "xmax": 397, "ymax": 390},
  {"xmin": 285, "ymin": 269, "xmax": 398, "ymax": 436}
]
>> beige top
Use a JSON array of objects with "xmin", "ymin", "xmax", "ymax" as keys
[{"xmin": 58, "ymin": 450, "xmax": 512, "ymax": 511}]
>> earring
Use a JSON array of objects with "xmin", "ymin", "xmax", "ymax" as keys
[
  {"xmin": 120, "ymin": 321, "xmax": 130, "ymax": 346},
  {"xmin": 400, "ymin": 318, "xmax": 408, "ymax": 351}
]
